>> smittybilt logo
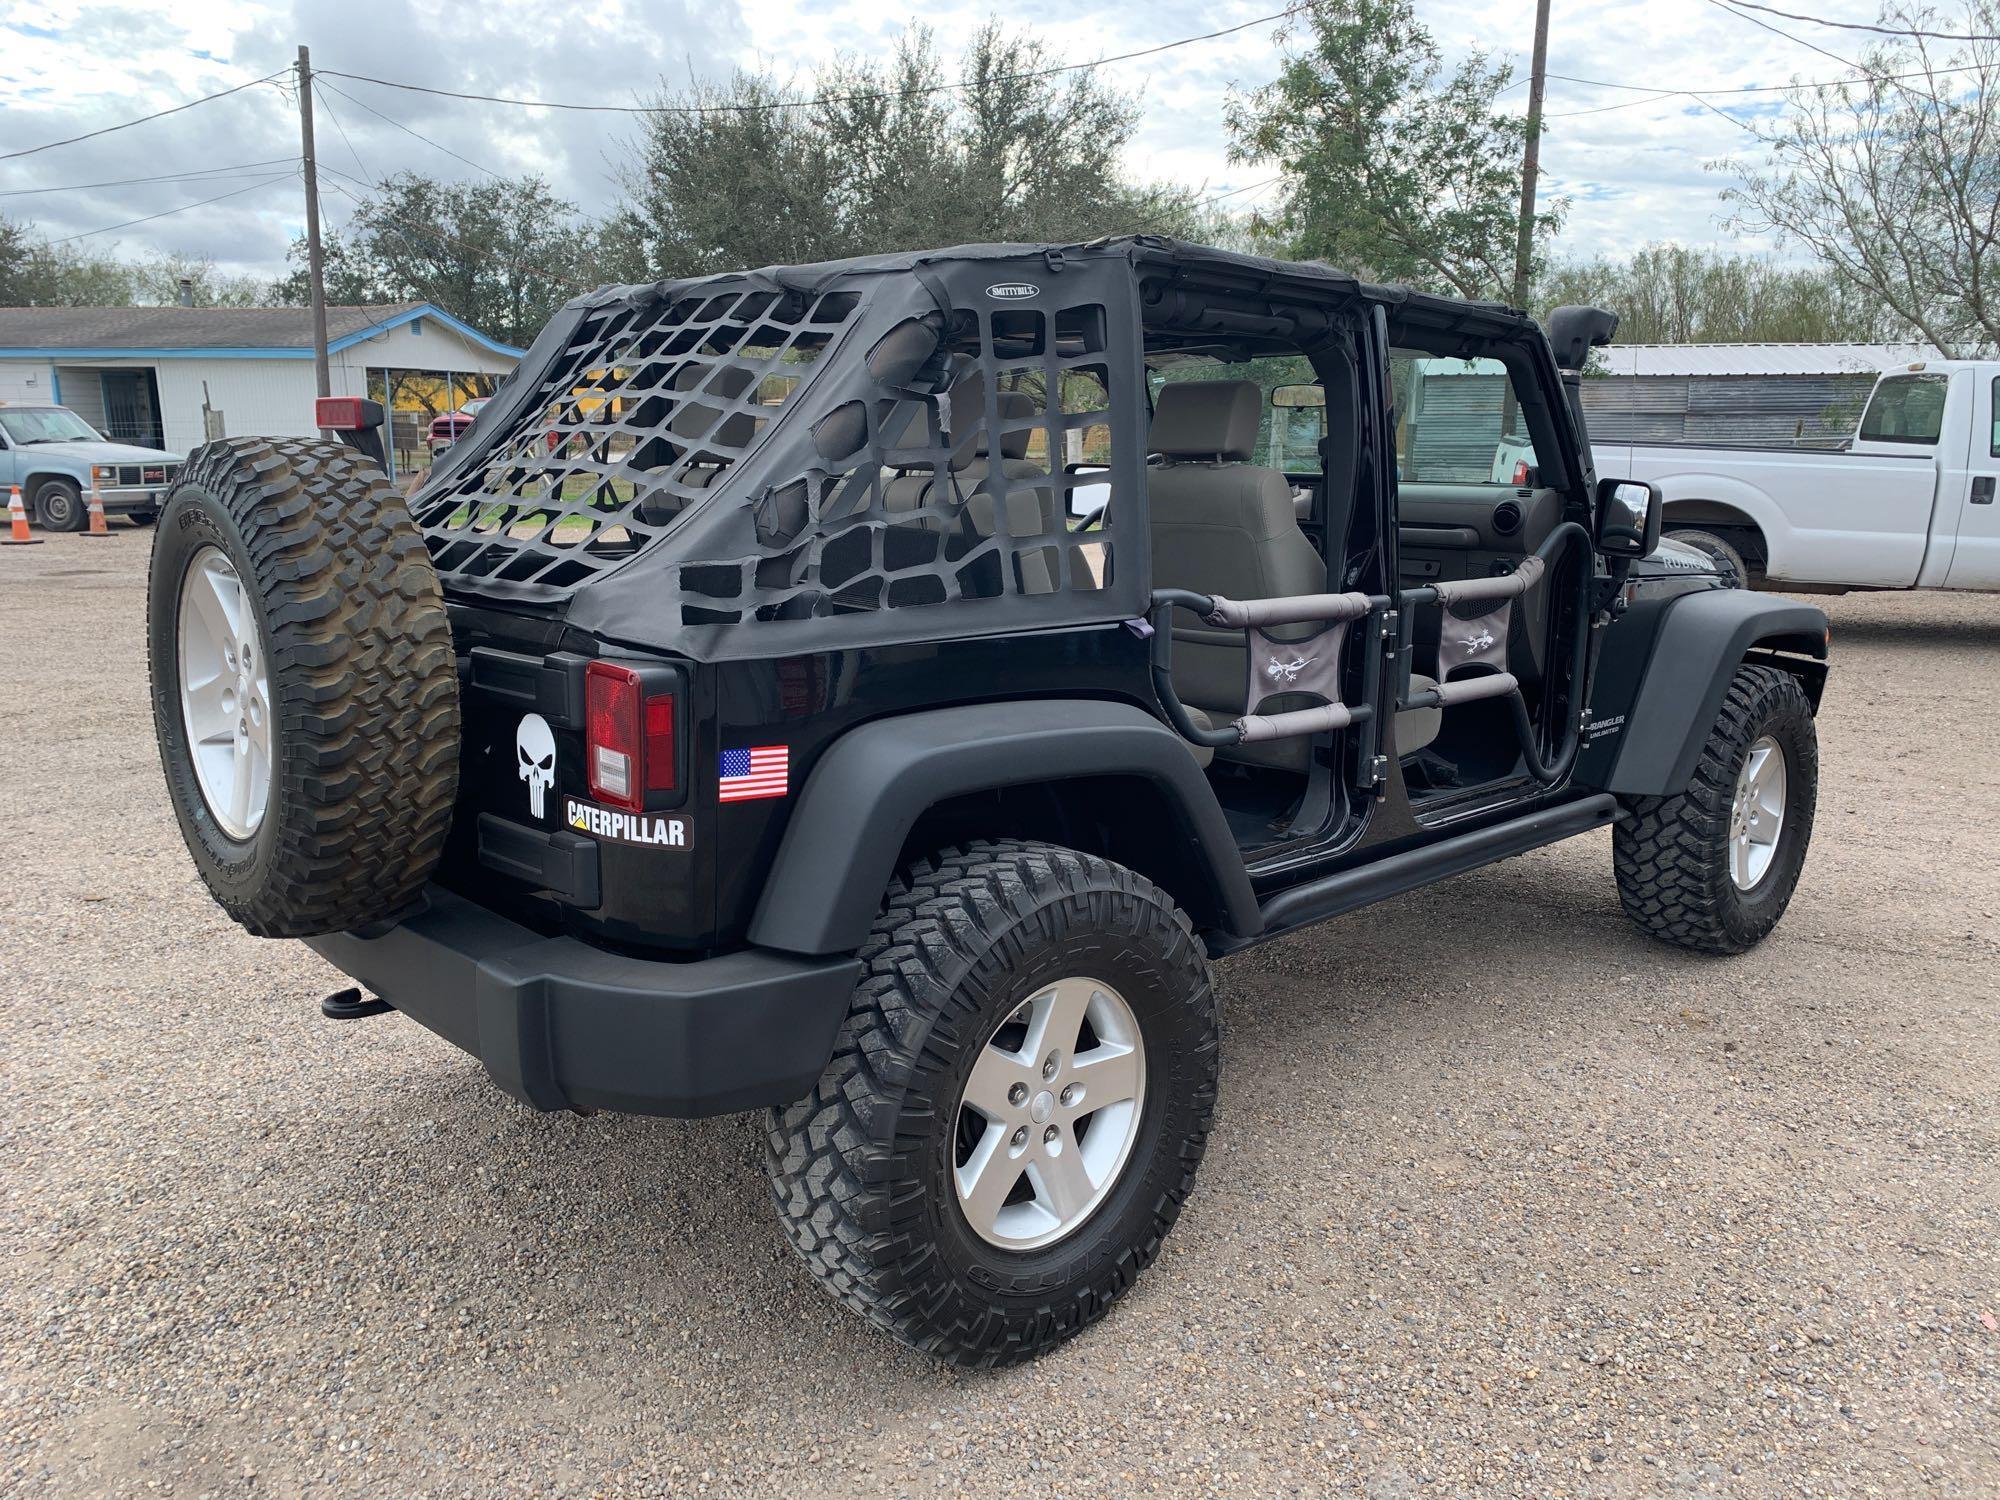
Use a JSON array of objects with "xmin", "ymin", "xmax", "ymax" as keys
[
  {"xmin": 566, "ymin": 798, "xmax": 689, "ymax": 848},
  {"xmin": 985, "ymin": 282, "xmax": 1039, "ymax": 300}
]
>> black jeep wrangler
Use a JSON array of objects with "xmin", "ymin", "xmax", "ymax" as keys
[{"xmin": 147, "ymin": 237, "xmax": 1827, "ymax": 1366}]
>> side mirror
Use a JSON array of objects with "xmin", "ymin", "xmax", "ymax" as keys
[
  {"xmin": 1270, "ymin": 383, "xmax": 1326, "ymax": 409},
  {"xmin": 1595, "ymin": 477, "xmax": 1662, "ymax": 558}
]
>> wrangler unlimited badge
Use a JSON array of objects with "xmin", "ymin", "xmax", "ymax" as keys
[{"xmin": 565, "ymin": 798, "xmax": 689, "ymax": 848}]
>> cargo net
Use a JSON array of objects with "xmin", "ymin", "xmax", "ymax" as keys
[
  {"xmin": 671, "ymin": 301, "xmax": 1118, "ymax": 625},
  {"xmin": 411, "ymin": 285, "xmax": 862, "ymax": 593}
]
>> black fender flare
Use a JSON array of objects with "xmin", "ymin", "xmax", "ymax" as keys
[
  {"xmin": 1590, "ymin": 588, "xmax": 1827, "ymax": 798},
  {"xmin": 746, "ymin": 700, "xmax": 1261, "ymax": 956}
]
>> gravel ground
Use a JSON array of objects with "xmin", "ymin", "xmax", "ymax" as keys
[{"xmin": 2, "ymin": 530, "xmax": 1995, "ymax": 1498}]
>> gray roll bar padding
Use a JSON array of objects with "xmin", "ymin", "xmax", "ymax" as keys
[
  {"xmin": 1203, "ymin": 590, "xmax": 1375, "ymax": 629},
  {"xmin": 1429, "ymin": 672, "xmax": 1519, "ymax": 708},
  {"xmin": 1234, "ymin": 702, "xmax": 1356, "ymax": 743},
  {"xmin": 1429, "ymin": 553, "xmax": 1545, "ymax": 609}
]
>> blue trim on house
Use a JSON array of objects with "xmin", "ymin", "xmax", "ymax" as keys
[
  {"xmin": 0, "ymin": 303, "xmax": 525, "ymax": 363},
  {"xmin": 47, "ymin": 361, "xmax": 61, "ymax": 404},
  {"xmin": 327, "ymin": 304, "xmax": 522, "ymax": 359},
  {"xmin": 0, "ymin": 346, "xmax": 314, "ymax": 360}
]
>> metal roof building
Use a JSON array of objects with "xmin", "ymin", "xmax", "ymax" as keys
[{"xmin": 1580, "ymin": 342, "xmax": 1949, "ymax": 448}]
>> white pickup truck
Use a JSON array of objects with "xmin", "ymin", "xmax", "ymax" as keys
[{"xmin": 1595, "ymin": 360, "xmax": 2000, "ymax": 592}]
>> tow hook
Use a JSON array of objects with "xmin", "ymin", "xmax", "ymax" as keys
[{"xmin": 321, "ymin": 986, "xmax": 393, "ymax": 1021}]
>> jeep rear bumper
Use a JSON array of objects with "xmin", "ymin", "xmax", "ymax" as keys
[{"xmin": 303, "ymin": 886, "xmax": 859, "ymax": 1117}]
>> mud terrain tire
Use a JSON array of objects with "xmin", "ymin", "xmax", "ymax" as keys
[
  {"xmin": 1614, "ymin": 664, "xmax": 1817, "ymax": 954},
  {"xmin": 766, "ymin": 840, "xmax": 1219, "ymax": 1367},
  {"xmin": 147, "ymin": 437, "xmax": 458, "ymax": 938}
]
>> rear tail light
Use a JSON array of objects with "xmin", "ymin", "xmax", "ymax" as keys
[
  {"xmin": 643, "ymin": 694, "xmax": 677, "ymax": 791},
  {"xmin": 1512, "ymin": 460, "xmax": 1531, "ymax": 486},
  {"xmin": 584, "ymin": 661, "xmax": 677, "ymax": 811}
]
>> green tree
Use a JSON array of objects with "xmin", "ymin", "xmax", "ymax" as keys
[
  {"xmin": 267, "ymin": 230, "xmax": 391, "ymax": 307},
  {"xmin": 1537, "ymin": 243, "xmax": 1907, "ymax": 344},
  {"xmin": 128, "ymin": 251, "xmax": 265, "ymax": 307},
  {"xmin": 0, "ymin": 214, "xmax": 132, "ymax": 305},
  {"xmin": 615, "ymin": 23, "xmax": 1209, "ymax": 280},
  {"xmin": 1224, "ymin": 0, "xmax": 1562, "ymax": 301},
  {"xmin": 278, "ymin": 175, "xmax": 595, "ymax": 346},
  {"xmin": 1720, "ymin": 0, "xmax": 2000, "ymax": 356}
]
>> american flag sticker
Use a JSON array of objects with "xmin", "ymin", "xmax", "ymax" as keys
[{"xmin": 718, "ymin": 745, "xmax": 789, "ymax": 803}]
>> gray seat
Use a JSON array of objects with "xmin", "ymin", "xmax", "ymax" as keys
[
  {"xmin": 885, "ymin": 373, "xmax": 1061, "ymax": 593},
  {"xmin": 1147, "ymin": 380, "xmax": 1328, "ymax": 771}
]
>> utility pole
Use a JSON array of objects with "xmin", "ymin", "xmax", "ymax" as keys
[
  {"xmin": 297, "ymin": 44, "xmax": 330, "ymax": 399},
  {"xmin": 1509, "ymin": 0, "xmax": 1552, "ymax": 314}
]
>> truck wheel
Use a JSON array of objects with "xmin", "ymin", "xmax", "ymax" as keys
[
  {"xmin": 147, "ymin": 436, "xmax": 459, "ymax": 938},
  {"xmin": 33, "ymin": 477, "xmax": 85, "ymax": 532},
  {"xmin": 1613, "ymin": 664, "xmax": 1816, "ymax": 955},
  {"xmin": 766, "ymin": 840, "xmax": 1219, "ymax": 1366},
  {"xmin": 1667, "ymin": 527, "xmax": 1747, "ymax": 587}
]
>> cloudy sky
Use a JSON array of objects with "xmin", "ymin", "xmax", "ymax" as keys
[{"xmin": 1, "ymin": 0, "xmax": 1885, "ymax": 288}]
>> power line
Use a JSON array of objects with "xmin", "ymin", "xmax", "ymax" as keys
[
  {"xmin": 318, "ymin": 4, "xmax": 1312, "ymax": 116},
  {"xmin": 1535, "ymin": 57, "xmax": 1989, "ymax": 117},
  {"xmin": 1704, "ymin": 0, "xmax": 1864, "ymax": 71},
  {"xmin": 49, "ymin": 170, "xmax": 298, "ymax": 243},
  {"xmin": 1202, "ymin": 175, "xmax": 1283, "ymax": 205},
  {"xmin": 1721, "ymin": 2, "xmax": 2000, "ymax": 42},
  {"xmin": 0, "ymin": 158, "xmax": 297, "ymax": 198},
  {"xmin": 1, "ymin": 71, "xmax": 288, "ymax": 162},
  {"xmin": 316, "ymin": 79, "xmax": 502, "ymax": 179},
  {"xmin": 312, "ymin": 83, "xmax": 377, "ymax": 185}
]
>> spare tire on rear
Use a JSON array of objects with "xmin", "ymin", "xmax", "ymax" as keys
[{"xmin": 147, "ymin": 437, "xmax": 459, "ymax": 938}]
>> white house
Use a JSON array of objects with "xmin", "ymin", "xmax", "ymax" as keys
[{"xmin": 0, "ymin": 301, "xmax": 523, "ymax": 478}]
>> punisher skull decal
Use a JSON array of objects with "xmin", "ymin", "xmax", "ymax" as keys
[{"xmin": 516, "ymin": 713, "xmax": 556, "ymax": 818}]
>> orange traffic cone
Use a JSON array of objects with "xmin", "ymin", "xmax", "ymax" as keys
[
  {"xmin": 80, "ymin": 480, "xmax": 117, "ymax": 539},
  {"xmin": 2, "ymin": 485, "xmax": 42, "ymax": 546}
]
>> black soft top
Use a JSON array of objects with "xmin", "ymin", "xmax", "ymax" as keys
[{"xmin": 413, "ymin": 236, "xmax": 1547, "ymax": 661}]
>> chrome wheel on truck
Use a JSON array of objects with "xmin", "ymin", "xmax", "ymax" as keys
[
  {"xmin": 767, "ymin": 840, "xmax": 1218, "ymax": 1367},
  {"xmin": 176, "ymin": 547, "xmax": 272, "ymax": 841},
  {"xmin": 954, "ymin": 976, "xmax": 1147, "ymax": 1252},
  {"xmin": 1729, "ymin": 734, "xmax": 1787, "ymax": 892}
]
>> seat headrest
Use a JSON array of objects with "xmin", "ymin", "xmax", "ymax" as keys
[
  {"xmin": 949, "ymin": 370, "xmax": 1036, "ymax": 470},
  {"xmin": 1149, "ymin": 380, "xmax": 1262, "ymax": 463}
]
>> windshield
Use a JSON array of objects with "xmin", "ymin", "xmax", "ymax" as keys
[{"xmin": 0, "ymin": 407, "xmax": 99, "ymax": 445}]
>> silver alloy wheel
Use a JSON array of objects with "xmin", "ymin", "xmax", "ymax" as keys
[
  {"xmin": 177, "ymin": 546, "xmax": 272, "ymax": 841},
  {"xmin": 1729, "ymin": 734, "xmax": 1787, "ymax": 891},
  {"xmin": 953, "ymin": 976, "xmax": 1147, "ymax": 1252}
]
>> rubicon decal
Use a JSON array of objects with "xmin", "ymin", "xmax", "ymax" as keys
[
  {"xmin": 719, "ymin": 745, "xmax": 789, "ymax": 802},
  {"xmin": 566, "ymin": 798, "xmax": 689, "ymax": 848}
]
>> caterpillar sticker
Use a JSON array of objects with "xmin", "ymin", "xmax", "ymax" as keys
[{"xmin": 566, "ymin": 798, "xmax": 689, "ymax": 848}]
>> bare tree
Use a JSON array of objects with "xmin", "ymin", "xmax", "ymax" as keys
[{"xmin": 1720, "ymin": 0, "xmax": 2000, "ymax": 356}]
